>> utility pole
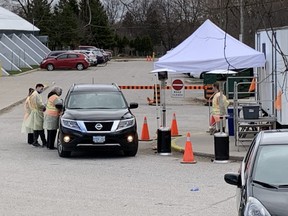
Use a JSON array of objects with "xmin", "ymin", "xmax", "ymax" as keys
[
  {"xmin": 32, "ymin": 18, "xmax": 35, "ymax": 35},
  {"xmin": 239, "ymin": 0, "xmax": 244, "ymax": 42}
]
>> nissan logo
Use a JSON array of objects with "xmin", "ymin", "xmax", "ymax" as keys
[{"xmin": 95, "ymin": 123, "xmax": 103, "ymax": 130}]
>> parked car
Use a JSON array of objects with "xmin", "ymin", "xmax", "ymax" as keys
[
  {"xmin": 103, "ymin": 49, "xmax": 113, "ymax": 60},
  {"xmin": 57, "ymin": 83, "xmax": 139, "ymax": 157},
  {"xmin": 77, "ymin": 45, "xmax": 98, "ymax": 50},
  {"xmin": 224, "ymin": 129, "xmax": 288, "ymax": 216},
  {"xmin": 92, "ymin": 49, "xmax": 106, "ymax": 64},
  {"xmin": 76, "ymin": 46, "xmax": 110, "ymax": 63},
  {"xmin": 74, "ymin": 50, "xmax": 97, "ymax": 66},
  {"xmin": 40, "ymin": 52, "xmax": 90, "ymax": 71},
  {"xmin": 44, "ymin": 50, "xmax": 69, "ymax": 59}
]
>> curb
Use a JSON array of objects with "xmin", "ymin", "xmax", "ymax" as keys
[
  {"xmin": 171, "ymin": 136, "xmax": 184, "ymax": 153},
  {"xmin": 0, "ymin": 98, "xmax": 26, "ymax": 115},
  {"xmin": 0, "ymin": 85, "xmax": 50, "ymax": 115},
  {"xmin": 113, "ymin": 58, "xmax": 147, "ymax": 62},
  {"xmin": 171, "ymin": 136, "xmax": 244, "ymax": 161},
  {"xmin": 13, "ymin": 68, "xmax": 40, "ymax": 76},
  {"xmin": 0, "ymin": 68, "xmax": 41, "ymax": 114}
]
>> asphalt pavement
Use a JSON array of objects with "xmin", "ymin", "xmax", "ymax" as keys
[{"xmin": 0, "ymin": 64, "xmax": 248, "ymax": 161}]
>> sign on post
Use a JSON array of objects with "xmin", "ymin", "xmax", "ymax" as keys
[{"xmin": 171, "ymin": 78, "xmax": 184, "ymax": 98}]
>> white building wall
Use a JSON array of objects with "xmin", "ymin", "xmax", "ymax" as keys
[
  {"xmin": 0, "ymin": 52, "xmax": 21, "ymax": 72},
  {"xmin": 29, "ymin": 34, "xmax": 50, "ymax": 54},
  {"xmin": 0, "ymin": 34, "xmax": 38, "ymax": 66},
  {"xmin": 11, "ymin": 33, "xmax": 42, "ymax": 64},
  {"xmin": 20, "ymin": 33, "xmax": 47, "ymax": 58},
  {"xmin": 0, "ymin": 41, "xmax": 32, "ymax": 69}
]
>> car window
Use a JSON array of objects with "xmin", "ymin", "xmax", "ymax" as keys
[
  {"xmin": 93, "ymin": 50, "xmax": 103, "ymax": 56},
  {"xmin": 253, "ymin": 145, "xmax": 288, "ymax": 185},
  {"xmin": 51, "ymin": 53, "xmax": 60, "ymax": 56},
  {"xmin": 241, "ymin": 135, "xmax": 260, "ymax": 185},
  {"xmin": 49, "ymin": 51, "xmax": 65, "ymax": 57},
  {"xmin": 68, "ymin": 54, "xmax": 78, "ymax": 58},
  {"xmin": 67, "ymin": 92, "xmax": 127, "ymax": 109},
  {"xmin": 244, "ymin": 137, "xmax": 256, "ymax": 171},
  {"xmin": 57, "ymin": 54, "xmax": 68, "ymax": 59}
]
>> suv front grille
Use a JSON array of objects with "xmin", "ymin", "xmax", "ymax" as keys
[{"xmin": 84, "ymin": 121, "xmax": 114, "ymax": 132}]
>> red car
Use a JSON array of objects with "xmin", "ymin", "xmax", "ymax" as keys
[{"xmin": 40, "ymin": 52, "xmax": 90, "ymax": 71}]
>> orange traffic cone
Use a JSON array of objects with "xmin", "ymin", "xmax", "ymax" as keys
[
  {"xmin": 181, "ymin": 132, "xmax": 197, "ymax": 164},
  {"xmin": 274, "ymin": 90, "xmax": 282, "ymax": 110},
  {"xmin": 147, "ymin": 84, "xmax": 160, "ymax": 106},
  {"xmin": 140, "ymin": 117, "xmax": 152, "ymax": 141},
  {"xmin": 249, "ymin": 77, "xmax": 256, "ymax": 92},
  {"xmin": 171, "ymin": 113, "xmax": 180, "ymax": 137},
  {"xmin": 147, "ymin": 97, "xmax": 154, "ymax": 105}
]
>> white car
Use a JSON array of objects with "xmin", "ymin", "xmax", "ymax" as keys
[{"xmin": 74, "ymin": 50, "xmax": 98, "ymax": 66}]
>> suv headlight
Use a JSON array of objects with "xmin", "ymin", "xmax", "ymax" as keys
[
  {"xmin": 117, "ymin": 118, "xmax": 135, "ymax": 130},
  {"xmin": 244, "ymin": 197, "xmax": 271, "ymax": 216},
  {"xmin": 61, "ymin": 119, "xmax": 81, "ymax": 131}
]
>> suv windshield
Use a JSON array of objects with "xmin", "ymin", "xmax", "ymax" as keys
[{"xmin": 67, "ymin": 91, "xmax": 127, "ymax": 109}]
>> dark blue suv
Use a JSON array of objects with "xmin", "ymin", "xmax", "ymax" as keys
[{"xmin": 57, "ymin": 83, "xmax": 139, "ymax": 157}]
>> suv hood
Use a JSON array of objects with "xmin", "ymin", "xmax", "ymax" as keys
[{"xmin": 62, "ymin": 109, "xmax": 131, "ymax": 121}]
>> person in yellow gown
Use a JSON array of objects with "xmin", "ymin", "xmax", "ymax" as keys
[
  {"xmin": 26, "ymin": 83, "xmax": 47, "ymax": 147},
  {"xmin": 211, "ymin": 82, "xmax": 230, "ymax": 132},
  {"xmin": 21, "ymin": 88, "xmax": 34, "ymax": 144}
]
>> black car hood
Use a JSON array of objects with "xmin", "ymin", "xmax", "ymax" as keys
[
  {"xmin": 252, "ymin": 185, "xmax": 288, "ymax": 216},
  {"xmin": 62, "ymin": 108, "xmax": 131, "ymax": 121}
]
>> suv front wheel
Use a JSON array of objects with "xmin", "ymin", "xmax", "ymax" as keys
[
  {"xmin": 57, "ymin": 137, "xmax": 71, "ymax": 158},
  {"xmin": 123, "ymin": 139, "xmax": 138, "ymax": 157}
]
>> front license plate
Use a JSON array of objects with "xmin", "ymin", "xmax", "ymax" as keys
[{"xmin": 93, "ymin": 136, "xmax": 105, "ymax": 143}]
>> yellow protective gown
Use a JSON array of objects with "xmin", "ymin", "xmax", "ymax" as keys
[
  {"xmin": 26, "ymin": 91, "xmax": 45, "ymax": 130},
  {"xmin": 211, "ymin": 92, "xmax": 230, "ymax": 127},
  {"xmin": 21, "ymin": 96, "xmax": 33, "ymax": 133}
]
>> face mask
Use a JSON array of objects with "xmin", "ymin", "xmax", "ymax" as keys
[{"xmin": 37, "ymin": 89, "xmax": 43, "ymax": 94}]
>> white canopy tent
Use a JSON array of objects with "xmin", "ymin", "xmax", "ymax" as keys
[{"xmin": 154, "ymin": 19, "xmax": 266, "ymax": 74}]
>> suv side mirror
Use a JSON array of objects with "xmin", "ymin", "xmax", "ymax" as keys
[
  {"xmin": 129, "ymin": 102, "xmax": 138, "ymax": 109},
  {"xmin": 55, "ymin": 99, "xmax": 64, "ymax": 110}
]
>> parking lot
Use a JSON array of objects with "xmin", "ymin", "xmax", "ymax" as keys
[{"xmin": 0, "ymin": 59, "xmax": 240, "ymax": 215}]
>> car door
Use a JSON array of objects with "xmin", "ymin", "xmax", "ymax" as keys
[
  {"xmin": 238, "ymin": 136, "xmax": 258, "ymax": 215},
  {"xmin": 55, "ymin": 54, "xmax": 69, "ymax": 69},
  {"xmin": 68, "ymin": 54, "xmax": 79, "ymax": 68}
]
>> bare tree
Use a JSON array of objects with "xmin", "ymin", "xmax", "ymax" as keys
[
  {"xmin": 102, "ymin": 0, "xmax": 126, "ymax": 24},
  {"xmin": 117, "ymin": 0, "xmax": 206, "ymax": 51},
  {"xmin": 16, "ymin": 0, "xmax": 55, "ymax": 18},
  {"xmin": 0, "ymin": 0, "xmax": 11, "ymax": 8}
]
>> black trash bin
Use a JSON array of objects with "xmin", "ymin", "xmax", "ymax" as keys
[
  {"xmin": 157, "ymin": 127, "xmax": 171, "ymax": 155},
  {"xmin": 214, "ymin": 132, "xmax": 229, "ymax": 162}
]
